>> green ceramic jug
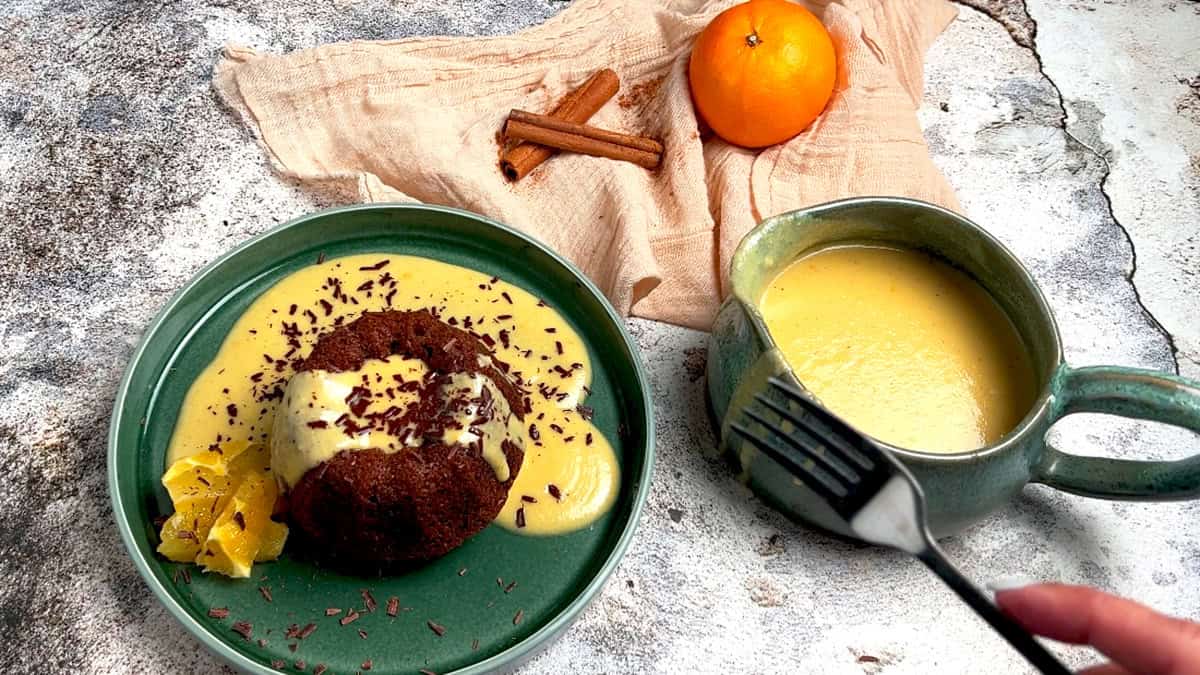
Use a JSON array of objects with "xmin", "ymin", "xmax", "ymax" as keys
[{"xmin": 708, "ymin": 197, "xmax": 1200, "ymax": 537}]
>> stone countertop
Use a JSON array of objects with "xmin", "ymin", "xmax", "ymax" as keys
[{"xmin": 1, "ymin": 0, "xmax": 1198, "ymax": 673}]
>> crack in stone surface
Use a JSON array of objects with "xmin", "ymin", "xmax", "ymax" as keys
[{"xmin": 964, "ymin": 0, "xmax": 1182, "ymax": 374}]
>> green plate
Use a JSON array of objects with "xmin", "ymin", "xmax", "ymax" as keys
[{"xmin": 108, "ymin": 204, "xmax": 654, "ymax": 674}]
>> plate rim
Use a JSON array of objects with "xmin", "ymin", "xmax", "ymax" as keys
[{"xmin": 107, "ymin": 202, "xmax": 656, "ymax": 674}]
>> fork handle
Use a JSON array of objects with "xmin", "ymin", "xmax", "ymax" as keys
[{"xmin": 917, "ymin": 545, "xmax": 1073, "ymax": 675}]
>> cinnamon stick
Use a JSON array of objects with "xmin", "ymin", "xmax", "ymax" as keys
[
  {"xmin": 504, "ymin": 118, "xmax": 661, "ymax": 170},
  {"xmin": 500, "ymin": 69, "xmax": 620, "ymax": 182},
  {"xmin": 507, "ymin": 109, "xmax": 664, "ymax": 154}
]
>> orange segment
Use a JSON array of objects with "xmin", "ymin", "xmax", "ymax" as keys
[
  {"xmin": 198, "ymin": 472, "xmax": 279, "ymax": 578},
  {"xmin": 255, "ymin": 521, "xmax": 289, "ymax": 562},
  {"xmin": 157, "ymin": 441, "xmax": 287, "ymax": 576}
]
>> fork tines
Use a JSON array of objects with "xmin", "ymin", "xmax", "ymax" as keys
[{"xmin": 731, "ymin": 376, "xmax": 897, "ymax": 521}]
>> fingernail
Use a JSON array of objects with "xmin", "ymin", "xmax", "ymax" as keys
[{"xmin": 986, "ymin": 575, "xmax": 1038, "ymax": 595}]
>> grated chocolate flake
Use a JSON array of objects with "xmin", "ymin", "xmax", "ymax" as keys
[
  {"xmin": 576, "ymin": 405, "xmax": 594, "ymax": 421},
  {"xmin": 515, "ymin": 507, "xmax": 526, "ymax": 528},
  {"xmin": 513, "ymin": 609, "xmax": 524, "ymax": 625},
  {"xmin": 548, "ymin": 484, "xmax": 562, "ymax": 501},
  {"xmin": 504, "ymin": 581, "xmax": 518, "ymax": 594},
  {"xmin": 500, "ymin": 291, "xmax": 513, "ymax": 304},
  {"xmin": 386, "ymin": 597, "xmax": 399, "ymax": 617},
  {"xmin": 298, "ymin": 623, "xmax": 317, "ymax": 640},
  {"xmin": 181, "ymin": 568, "xmax": 192, "ymax": 584},
  {"xmin": 232, "ymin": 621, "xmax": 253, "ymax": 640},
  {"xmin": 340, "ymin": 610, "xmax": 360, "ymax": 625},
  {"xmin": 358, "ymin": 629, "xmax": 368, "ymax": 640},
  {"xmin": 586, "ymin": 432, "xmax": 593, "ymax": 445},
  {"xmin": 361, "ymin": 588, "xmax": 378, "ymax": 613},
  {"xmin": 427, "ymin": 620, "xmax": 446, "ymax": 637},
  {"xmin": 208, "ymin": 607, "xmax": 230, "ymax": 619},
  {"xmin": 286, "ymin": 623, "xmax": 301, "ymax": 639},
  {"xmin": 324, "ymin": 607, "xmax": 342, "ymax": 616},
  {"xmin": 359, "ymin": 259, "xmax": 390, "ymax": 271},
  {"xmin": 520, "ymin": 495, "xmax": 537, "ymax": 503},
  {"xmin": 313, "ymin": 665, "xmax": 327, "ymax": 675}
]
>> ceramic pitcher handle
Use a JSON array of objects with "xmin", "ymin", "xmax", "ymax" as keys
[{"xmin": 1033, "ymin": 365, "xmax": 1200, "ymax": 500}]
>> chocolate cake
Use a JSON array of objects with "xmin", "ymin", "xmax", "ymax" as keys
[{"xmin": 280, "ymin": 310, "xmax": 525, "ymax": 566}]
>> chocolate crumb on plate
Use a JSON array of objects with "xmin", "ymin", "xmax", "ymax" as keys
[
  {"xmin": 520, "ymin": 495, "xmax": 536, "ymax": 503},
  {"xmin": 512, "ymin": 609, "xmax": 524, "ymax": 625},
  {"xmin": 504, "ymin": 581, "xmax": 518, "ymax": 594},
  {"xmin": 313, "ymin": 665, "xmax": 327, "ymax": 675},
  {"xmin": 340, "ymin": 610, "xmax": 360, "ymax": 625},
  {"xmin": 325, "ymin": 608, "xmax": 342, "ymax": 616},
  {"xmin": 362, "ymin": 659, "xmax": 373, "ymax": 671},
  {"xmin": 515, "ymin": 507, "xmax": 526, "ymax": 528},
  {"xmin": 427, "ymin": 620, "xmax": 446, "ymax": 637},
  {"xmin": 358, "ymin": 629, "xmax": 368, "ymax": 640},
  {"xmin": 298, "ymin": 623, "xmax": 317, "ymax": 640},
  {"xmin": 548, "ymin": 484, "xmax": 562, "ymax": 501},
  {"xmin": 232, "ymin": 621, "xmax": 252, "ymax": 640},
  {"xmin": 259, "ymin": 586, "xmax": 273, "ymax": 603},
  {"xmin": 285, "ymin": 624, "xmax": 301, "ymax": 639},
  {"xmin": 208, "ymin": 607, "xmax": 229, "ymax": 619},
  {"xmin": 386, "ymin": 597, "xmax": 399, "ymax": 617}
]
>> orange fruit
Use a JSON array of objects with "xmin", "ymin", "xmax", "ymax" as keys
[{"xmin": 688, "ymin": 0, "xmax": 836, "ymax": 148}]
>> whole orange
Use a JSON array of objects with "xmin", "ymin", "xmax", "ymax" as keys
[{"xmin": 688, "ymin": 0, "xmax": 836, "ymax": 148}]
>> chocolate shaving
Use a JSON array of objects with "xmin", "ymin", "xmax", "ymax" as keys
[
  {"xmin": 361, "ymin": 589, "xmax": 378, "ymax": 613},
  {"xmin": 234, "ymin": 511, "xmax": 246, "ymax": 531},
  {"xmin": 226, "ymin": 403, "xmax": 238, "ymax": 418},
  {"xmin": 586, "ymin": 432, "xmax": 593, "ymax": 445},
  {"xmin": 325, "ymin": 608, "xmax": 342, "ymax": 616},
  {"xmin": 313, "ymin": 665, "xmax": 327, "ymax": 675},
  {"xmin": 501, "ymin": 291, "xmax": 513, "ymax": 304},
  {"xmin": 259, "ymin": 586, "xmax": 272, "ymax": 603},
  {"xmin": 306, "ymin": 420, "xmax": 328, "ymax": 429},
  {"xmin": 340, "ymin": 610, "xmax": 360, "ymax": 625},
  {"xmin": 232, "ymin": 621, "xmax": 253, "ymax": 640},
  {"xmin": 359, "ymin": 259, "xmax": 390, "ymax": 271},
  {"xmin": 181, "ymin": 568, "xmax": 192, "ymax": 584},
  {"xmin": 471, "ymin": 639, "xmax": 480, "ymax": 651},
  {"xmin": 504, "ymin": 581, "xmax": 518, "ymax": 594},
  {"xmin": 298, "ymin": 623, "xmax": 317, "ymax": 640},
  {"xmin": 520, "ymin": 495, "xmax": 537, "ymax": 503},
  {"xmin": 576, "ymin": 405, "xmax": 594, "ymax": 420},
  {"xmin": 208, "ymin": 607, "xmax": 230, "ymax": 619},
  {"xmin": 548, "ymin": 484, "xmax": 562, "ymax": 501},
  {"xmin": 513, "ymin": 609, "xmax": 524, "ymax": 625},
  {"xmin": 528, "ymin": 424, "xmax": 540, "ymax": 441},
  {"xmin": 386, "ymin": 596, "xmax": 399, "ymax": 617},
  {"xmin": 516, "ymin": 507, "xmax": 526, "ymax": 529},
  {"xmin": 427, "ymin": 620, "xmax": 446, "ymax": 636},
  {"xmin": 358, "ymin": 629, "xmax": 368, "ymax": 640},
  {"xmin": 316, "ymin": 252, "xmax": 326, "ymax": 264}
]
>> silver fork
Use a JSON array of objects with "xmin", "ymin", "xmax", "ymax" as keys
[{"xmin": 732, "ymin": 376, "xmax": 1072, "ymax": 675}]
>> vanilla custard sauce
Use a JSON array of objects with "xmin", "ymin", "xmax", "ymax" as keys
[{"xmin": 758, "ymin": 245, "xmax": 1037, "ymax": 453}]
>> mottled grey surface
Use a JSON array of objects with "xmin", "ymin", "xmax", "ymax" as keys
[{"xmin": 1, "ymin": 0, "xmax": 1198, "ymax": 673}]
